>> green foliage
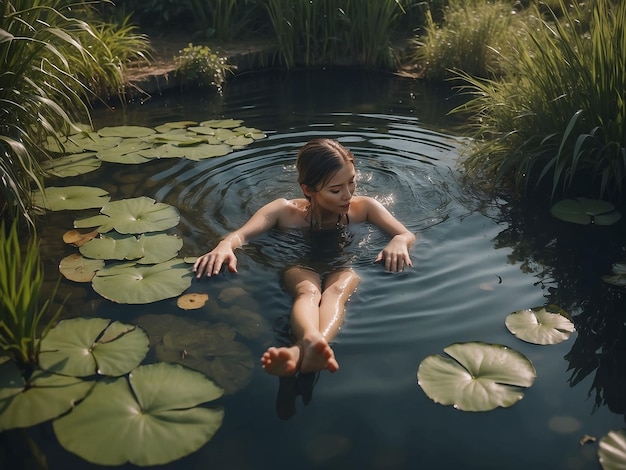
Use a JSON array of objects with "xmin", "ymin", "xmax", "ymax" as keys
[
  {"xmin": 412, "ymin": 0, "xmax": 521, "ymax": 80},
  {"xmin": 174, "ymin": 44, "xmax": 232, "ymax": 89},
  {"xmin": 188, "ymin": 0, "xmax": 261, "ymax": 41},
  {"xmin": 0, "ymin": 221, "xmax": 63, "ymax": 368},
  {"xmin": 457, "ymin": 0, "xmax": 626, "ymax": 199},
  {"xmin": 264, "ymin": 0, "xmax": 409, "ymax": 69},
  {"xmin": 0, "ymin": 0, "xmax": 151, "ymax": 226}
]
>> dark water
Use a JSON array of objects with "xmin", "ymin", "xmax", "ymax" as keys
[{"xmin": 14, "ymin": 70, "xmax": 626, "ymax": 469}]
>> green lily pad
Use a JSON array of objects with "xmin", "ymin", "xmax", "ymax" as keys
[
  {"xmin": 199, "ymin": 119, "xmax": 243, "ymax": 128},
  {"xmin": 59, "ymin": 253, "xmax": 105, "ymax": 282},
  {"xmin": 53, "ymin": 362, "xmax": 224, "ymax": 466},
  {"xmin": 38, "ymin": 318, "xmax": 150, "ymax": 377},
  {"xmin": 100, "ymin": 196, "xmax": 180, "ymax": 234},
  {"xmin": 0, "ymin": 363, "xmax": 93, "ymax": 430},
  {"xmin": 551, "ymin": 198, "xmax": 621, "ymax": 225},
  {"xmin": 225, "ymin": 135, "xmax": 254, "ymax": 147},
  {"xmin": 96, "ymin": 138, "xmax": 155, "ymax": 164},
  {"xmin": 43, "ymin": 135, "xmax": 87, "ymax": 154},
  {"xmin": 233, "ymin": 126, "xmax": 267, "ymax": 140},
  {"xmin": 68, "ymin": 133, "xmax": 123, "ymax": 152},
  {"xmin": 97, "ymin": 125, "xmax": 156, "ymax": 138},
  {"xmin": 79, "ymin": 231, "xmax": 143, "ymax": 261},
  {"xmin": 505, "ymin": 305, "xmax": 575, "ymax": 345},
  {"xmin": 32, "ymin": 186, "xmax": 110, "ymax": 211},
  {"xmin": 136, "ymin": 232, "xmax": 183, "ymax": 264},
  {"xmin": 73, "ymin": 213, "xmax": 115, "ymax": 233},
  {"xmin": 183, "ymin": 143, "xmax": 232, "ymax": 160},
  {"xmin": 598, "ymin": 429, "xmax": 626, "ymax": 470},
  {"xmin": 154, "ymin": 121, "xmax": 198, "ymax": 133},
  {"xmin": 42, "ymin": 152, "xmax": 101, "ymax": 177},
  {"xmin": 417, "ymin": 342, "xmax": 536, "ymax": 412},
  {"xmin": 92, "ymin": 258, "xmax": 193, "ymax": 304}
]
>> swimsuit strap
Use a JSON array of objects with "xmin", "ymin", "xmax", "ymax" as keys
[{"xmin": 337, "ymin": 213, "xmax": 350, "ymax": 226}]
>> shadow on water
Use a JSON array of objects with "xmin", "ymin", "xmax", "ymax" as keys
[
  {"xmin": 2, "ymin": 69, "xmax": 624, "ymax": 469},
  {"xmin": 483, "ymin": 194, "xmax": 626, "ymax": 424}
]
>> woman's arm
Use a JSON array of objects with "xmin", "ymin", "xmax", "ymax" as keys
[
  {"xmin": 193, "ymin": 198, "xmax": 290, "ymax": 278},
  {"xmin": 363, "ymin": 197, "xmax": 417, "ymax": 272}
]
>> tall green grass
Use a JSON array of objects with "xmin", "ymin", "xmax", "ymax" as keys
[
  {"xmin": 412, "ymin": 0, "xmax": 521, "ymax": 80},
  {"xmin": 0, "ymin": 221, "xmax": 63, "ymax": 368},
  {"xmin": 457, "ymin": 0, "xmax": 626, "ymax": 199},
  {"xmin": 264, "ymin": 0, "xmax": 410, "ymax": 69},
  {"xmin": 0, "ymin": 1, "xmax": 149, "ymax": 226}
]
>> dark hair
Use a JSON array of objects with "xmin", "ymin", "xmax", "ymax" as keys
[{"xmin": 296, "ymin": 139, "xmax": 354, "ymax": 196}]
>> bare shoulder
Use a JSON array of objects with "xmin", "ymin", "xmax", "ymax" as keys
[
  {"xmin": 274, "ymin": 198, "xmax": 309, "ymax": 228},
  {"xmin": 349, "ymin": 195, "xmax": 383, "ymax": 223}
]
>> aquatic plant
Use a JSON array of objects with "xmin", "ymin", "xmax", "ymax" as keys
[
  {"xmin": 174, "ymin": 44, "xmax": 232, "ymax": 90},
  {"xmin": 412, "ymin": 0, "xmax": 519, "ymax": 80},
  {"xmin": 0, "ymin": 220, "xmax": 63, "ymax": 369},
  {"xmin": 264, "ymin": 0, "xmax": 409, "ymax": 69},
  {"xmin": 457, "ymin": 0, "xmax": 626, "ymax": 199},
  {"xmin": 0, "ymin": 0, "xmax": 151, "ymax": 226}
]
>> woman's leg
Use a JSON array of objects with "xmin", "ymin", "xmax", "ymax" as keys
[
  {"xmin": 261, "ymin": 266, "xmax": 339, "ymax": 376},
  {"xmin": 319, "ymin": 268, "xmax": 360, "ymax": 341}
]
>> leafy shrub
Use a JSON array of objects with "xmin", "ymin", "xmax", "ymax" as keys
[
  {"xmin": 457, "ymin": 0, "xmax": 626, "ymax": 199},
  {"xmin": 174, "ymin": 44, "xmax": 232, "ymax": 90}
]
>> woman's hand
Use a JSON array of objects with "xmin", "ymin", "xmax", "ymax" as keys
[
  {"xmin": 193, "ymin": 239, "xmax": 239, "ymax": 278},
  {"xmin": 375, "ymin": 233, "xmax": 414, "ymax": 273}
]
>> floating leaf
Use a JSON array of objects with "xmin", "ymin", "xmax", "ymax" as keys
[
  {"xmin": 551, "ymin": 198, "xmax": 621, "ymax": 225},
  {"xmin": 233, "ymin": 126, "xmax": 266, "ymax": 140},
  {"xmin": 225, "ymin": 135, "xmax": 254, "ymax": 147},
  {"xmin": 136, "ymin": 232, "xmax": 183, "ymax": 264},
  {"xmin": 97, "ymin": 125, "xmax": 156, "ymax": 138},
  {"xmin": 96, "ymin": 138, "xmax": 154, "ymax": 164},
  {"xmin": 0, "ymin": 363, "xmax": 93, "ymax": 430},
  {"xmin": 73, "ymin": 214, "xmax": 115, "ymax": 233},
  {"xmin": 63, "ymin": 228, "xmax": 98, "ymax": 247},
  {"xmin": 59, "ymin": 254, "xmax": 105, "ymax": 282},
  {"xmin": 92, "ymin": 258, "xmax": 193, "ymax": 304},
  {"xmin": 505, "ymin": 305, "xmax": 575, "ymax": 345},
  {"xmin": 42, "ymin": 152, "xmax": 101, "ymax": 177},
  {"xmin": 177, "ymin": 293, "xmax": 209, "ymax": 310},
  {"xmin": 43, "ymin": 135, "xmax": 86, "ymax": 154},
  {"xmin": 32, "ymin": 186, "xmax": 110, "ymax": 211},
  {"xmin": 417, "ymin": 342, "xmax": 536, "ymax": 412},
  {"xmin": 598, "ymin": 429, "xmax": 626, "ymax": 470},
  {"xmin": 199, "ymin": 119, "xmax": 243, "ymax": 128},
  {"xmin": 182, "ymin": 143, "xmax": 232, "ymax": 160},
  {"xmin": 53, "ymin": 363, "xmax": 224, "ymax": 466},
  {"xmin": 79, "ymin": 231, "xmax": 143, "ymax": 260},
  {"xmin": 38, "ymin": 318, "xmax": 149, "ymax": 377},
  {"xmin": 100, "ymin": 196, "xmax": 180, "ymax": 234},
  {"xmin": 154, "ymin": 121, "xmax": 198, "ymax": 133},
  {"xmin": 68, "ymin": 133, "xmax": 123, "ymax": 152}
]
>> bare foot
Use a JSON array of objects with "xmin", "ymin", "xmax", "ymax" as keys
[
  {"xmin": 299, "ymin": 336, "xmax": 339, "ymax": 374},
  {"xmin": 261, "ymin": 345, "xmax": 301, "ymax": 377}
]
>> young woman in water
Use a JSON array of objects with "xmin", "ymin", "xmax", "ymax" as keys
[{"xmin": 193, "ymin": 138, "xmax": 416, "ymax": 377}]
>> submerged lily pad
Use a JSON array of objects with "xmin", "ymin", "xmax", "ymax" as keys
[
  {"xmin": 53, "ymin": 362, "xmax": 224, "ymax": 466},
  {"xmin": 505, "ymin": 305, "xmax": 575, "ymax": 345},
  {"xmin": 32, "ymin": 186, "xmax": 110, "ymax": 211},
  {"xmin": 598, "ymin": 429, "xmax": 626, "ymax": 470},
  {"xmin": 92, "ymin": 258, "xmax": 193, "ymax": 304},
  {"xmin": 0, "ymin": 362, "xmax": 93, "ymax": 430},
  {"xmin": 417, "ymin": 342, "xmax": 536, "ymax": 412},
  {"xmin": 177, "ymin": 293, "xmax": 209, "ymax": 310},
  {"xmin": 59, "ymin": 254, "xmax": 105, "ymax": 282},
  {"xmin": 42, "ymin": 152, "xmax": 101, "ymax": 177},
  {"xmin": 138, "ymin": 314, "xmax": 254, "ymax": 394},
  {"xmin": 38, "ymin": 318, "xmax": 149, "ymax": 377},
  {"xmin": 99, "ymin": 196, "xmax": 180, "ymax": 234},
  {"xmin": 551, "ymin": 198, "xmax": 621, "ymax": 225}
]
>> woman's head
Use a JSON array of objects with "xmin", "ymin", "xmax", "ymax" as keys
[{"xmin": 296, "ymin": 139, "xmax": 355, "ymax": 197}]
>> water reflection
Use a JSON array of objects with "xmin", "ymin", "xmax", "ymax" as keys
[{"xmin": 484, "ymin": 195, "xmax": 626, "ymax": 421}]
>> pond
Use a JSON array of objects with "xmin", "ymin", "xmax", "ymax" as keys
[{"xmin": 10, "ymin": 69, "xmax": 626, "ymax": 469}]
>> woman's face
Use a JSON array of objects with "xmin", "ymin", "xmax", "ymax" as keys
[{"xmin": 307, "ymin": 161, "xmax": 356, "ymax": 216}]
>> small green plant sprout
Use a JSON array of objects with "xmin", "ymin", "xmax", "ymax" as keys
[
  {"xmin": 550, "ymin": 198, "xmax": 621, "ymax": 226},
  {"xmin": 174, "ymin": 44, "xmax": 233, "ymax": 90},
  {"xmin": 0, "ymin": 221, "xmax": 63, "ymax": 369}
]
